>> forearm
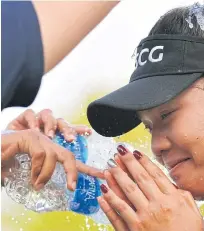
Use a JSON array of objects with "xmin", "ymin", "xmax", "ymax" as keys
[{"xmin": 32, "ymin": 1, "xmax": 119, "ymax": 73}]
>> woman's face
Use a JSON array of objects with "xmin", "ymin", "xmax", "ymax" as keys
[{"xmin": 138, "ymin": 78, "xmax": 204, "ymax": 199}]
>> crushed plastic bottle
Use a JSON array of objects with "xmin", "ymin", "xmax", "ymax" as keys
[{"xmin": 3, "ymin": 130, "xmax": 117, "ymax": 224}]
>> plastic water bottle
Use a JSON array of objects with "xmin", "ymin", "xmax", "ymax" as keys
[{"xmin": 3, "ymin": 130, "xmax": 117, "ymax": 224}]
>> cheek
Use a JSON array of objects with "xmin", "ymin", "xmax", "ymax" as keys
[{"xmin": 168, "ymin": 115, "xmax": 204, "ymax": 164}]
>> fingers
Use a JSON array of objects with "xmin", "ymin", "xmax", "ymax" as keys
[
  {"xmin": 57, "ymin": 120, "xmax": 92, "ymax": 142},
  {"xmin": 104, "ymin": 170, "xmax": 134, "ymax": 209},
  {"xmin": 54, "ymin": 145, "xmax": 78, "ymax": 191},
  {"xmin": 30, "ymin": 147, "xmax": 46, "ymax": 186},
  {"xmin": 114, "ymin": 154, "xmax": 134, "ymax": 180},
  {"xmin": 7, "ymin": 109, "xmax": 39, "ymax": 131},
  {"xmin": 107, "ymin": 159, "xmax": 148, "ymax": 210},
  {"xmin": 37, "ymin": 109, "xmax": 57, "ymax": 138},
  {"xmin": 114, "ymin": 154, "xmax": 128, "ymax": 172},
  {"xmin": 72, "ymin": 125, "xmax": 92, "ymax": 136},
  {"xmin": 57, "ymin": 118, "xmax": 77, "ymax": 142},
  {"xmin": 116, "ymin": 145, "xmax": 162, "ymax": 200},
  {"xmin": 136, "ymin": 153, "xmax": 176, "ymax": 194},
  {"xmin": 100, "ymin": 184, "xmax": 139, "ymax": 228},
  {"xmin": 76, "ymin": 161, "xmax": 105, "ymax": 179},
  {"xmin": 32, "ymin": 138, "xmax": 57, "ymax": 190},
  {"xmin": 97, "ymin": 196, "xmax": 129, "ymax": 231},
  {"xmin": 179, "ymin": 190, "xmax": 201, "ymax": 215}
]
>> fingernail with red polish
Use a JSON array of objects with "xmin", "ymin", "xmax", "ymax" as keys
[
  {"xmin": 100, "ymin": 184, "xmax": 108, "ymax": 194},
  {"xmin": 117, "ymin": 145, "xmax": 128, "ymax": 156},
  {"xmin": 133, "ymin": 150, "xmax": 143, "ymax": 160}
]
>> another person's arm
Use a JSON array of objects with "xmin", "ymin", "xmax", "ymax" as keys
[
  {"xmin": 33, "ymin": 1, "xmax": 119, "ymax": 73},
  {"xmin": 1, "ymin": 1, "xmax": 118, "ymax": 109}
]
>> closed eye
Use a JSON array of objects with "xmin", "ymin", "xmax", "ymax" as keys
[{"xmin": 160, "ymin": 110, "xmax": 175, "ymax": 120}]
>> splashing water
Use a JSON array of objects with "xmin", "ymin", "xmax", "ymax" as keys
[{"xmin": 186, "ymin": 2, "xmax": 204, "ymax": 30}]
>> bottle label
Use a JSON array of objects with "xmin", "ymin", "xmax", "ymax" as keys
[
  {"xmin": 67, "ymin": 173, "xmax": 101, "ymax": 215},
  {"xmin": 53, "ymin": 132, "xmax": 88, "ymax": 163}
]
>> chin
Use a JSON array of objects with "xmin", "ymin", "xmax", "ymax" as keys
[
  {"xmin": 169, "ymin": 161, "xmax": 204, "ymax": 198},
  {"xmin": 174, "ymin": 177, "xmax": 204, "ymax": 200}
]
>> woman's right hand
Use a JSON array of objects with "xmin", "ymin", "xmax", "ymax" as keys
[{"xmin": 1, "ymin": 129, "xmax": 104, "ymax": 191}]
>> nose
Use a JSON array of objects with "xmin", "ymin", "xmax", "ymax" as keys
[{"xmin": 151, "ymin": 130, "xmax": 172, "ymax": 162}]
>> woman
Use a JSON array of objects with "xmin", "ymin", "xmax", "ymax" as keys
[{"xmin": 87, "ymin": 3, "xmax": 204, "ymax": 230}]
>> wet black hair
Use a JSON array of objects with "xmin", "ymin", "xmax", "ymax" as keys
[
  {"xmin": 149, "ymin": 4, "xmax": 204, "ymax": 80},
  {"xmin": 149, "ymin": 4, "xmax": 204, "ymax": 37}
]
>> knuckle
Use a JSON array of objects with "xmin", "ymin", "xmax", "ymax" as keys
[
  {"xmin": 41, "ymin": 109, "xmax": 52, "ymax": 114},
  {"xmin": 181, "ymin": 190, "xmax": 192, "ymax": 198},
  {"xmin": 7, "ymin": 123, "xmax": 16, "ymax": 129},
  {"xmin": 137, "ymin": 172, "xmax": 150, "ymax": 183},
  {"xmin": 123, "ymin": 182, "xmax": 137, "ymax": 194},
  {"xmin": 57, "ymin": 118, "xmax": 64, "ymax": 123},
  {"xmin": 135, "ymin": 219, "xmax": 147, "ymax": 230},
  {"xmin": 159, "ymin": 202, "xmax": 173, "ymax": 216},
  {"xmin": 26, "ymin": 129, "xmax": 39, "ymax": 139},
  {"xmin": 59, "ymin": 148, "xmax": 74, "ymax": 161},
  {"xmin": 107, "ymin": 212, "xmax": 120, "ymax": 224},
  {"xmin": 25, "ymin": 109, "xmax": 34, "ymax": 115},
  {"xmin": 150, "ymin": 169, "xmax": 164, "ymax": 180},
  {"xmin": 115, "ymin": 202, "xmax": 128, "ymax": 214},
  {"xmin": 39, "ymin": 109, "xmax": 53, "ymax": 120},
  {"xmin": 32, "ymin": 150, "xmax": 45, "ymax": 159},
  {"xmin": 32, "ymin": 165, "xmax": 42, "ymax": 175}
]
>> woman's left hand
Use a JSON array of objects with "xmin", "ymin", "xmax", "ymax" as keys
[{"xmin": 98, "ymin": 145, "xmax": 203, "ymax": 231}]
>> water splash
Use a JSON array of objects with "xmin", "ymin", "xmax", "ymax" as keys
[{"xmin": 186, "ymin": 2, "xmax": 204, "ymax": 31}]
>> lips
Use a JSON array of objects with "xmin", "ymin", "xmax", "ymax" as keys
[{"xmin": 165, "ymin": 157, "xmax": 191, "ymax": 171}]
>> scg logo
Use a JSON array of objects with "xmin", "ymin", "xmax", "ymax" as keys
[{"xmin": 135, "ymin": 45, "xmax": 164, "ymax": 69}]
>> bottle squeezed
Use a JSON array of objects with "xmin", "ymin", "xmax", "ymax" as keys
[{"xmin": 3, "ymin": 131, "xmax": 117, "ymax": 224}]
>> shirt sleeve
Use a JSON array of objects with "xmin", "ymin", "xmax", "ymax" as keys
[{"xmin": 1, "ymin": 1, "xmax": 44, "ymax": 110}]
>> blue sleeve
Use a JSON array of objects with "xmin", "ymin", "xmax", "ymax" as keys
[{"xmin": 1, "ymin": 1, "xmax": 44, "ymax": 109}]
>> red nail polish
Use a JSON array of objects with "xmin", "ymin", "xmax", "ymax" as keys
[
  {"xmin": 133, "ymin": 150, "xmax": 142, "ymax": 160},
  {"xmin": 100, "ymin": 184, "xmax": 108, "ymax": 194},
  {"xmin": 117, "ymin": 145, "xmax": 128, "ymax": 156}
]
